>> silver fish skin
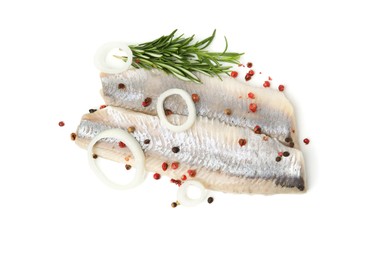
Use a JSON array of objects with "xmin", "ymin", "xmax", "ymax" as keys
[
  {"xmin": 75, "ymin": 107, "xmax": 305, "ymax": 194},
  {"xmin": 100, "ymin": 69, "xmax": 299, "ymax": 148}
]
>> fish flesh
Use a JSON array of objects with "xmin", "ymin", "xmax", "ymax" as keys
[
  {"xmin": 100, "ymin": 69, "xmax": 299, "ymax": 147},
  {"xmin": 75, "ymin": 106, "xmax": 305, "ymax": 194}
]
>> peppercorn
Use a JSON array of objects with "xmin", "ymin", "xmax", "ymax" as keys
[
  {"xmin": 276, "ymin": 157, "xmax": 281, "ymax": 162},
  {"xmin": 144, "ymin": 139, "xmax": 150, "ymax": 144},
  {"xmin": 207, "ymin": 197, "xmax": 214, "ymax": 204},
  {"xmin": 283, "ymin": 151, "xmax": 290, "ymax": 157},
  {"xmin": 238, "ymin": 139, "xmax": 247, "ymax": 147},
  {"xmin": 172, "ymin": 146, "xmax": 180, "ymax": 153},
  {"xmin": 118, "ymin": 83, "xmax": 126, "ymax": 89},
  {"xmin": 125, "ymin": 164, "xmax": 132, "ymax": 170},
  {"xmin": 224, "ymin": 108, "xmax": 232, "ymax": 115},
  {"xmin": 70, "ymin": 133, "xmax": 77, "ymax": 141}
]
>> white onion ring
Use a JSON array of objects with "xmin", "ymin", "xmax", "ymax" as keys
[
  {"xmin": 87, "ymin": 129, "xmax": 146, "ymax": 190},
  {"xmin": 177, "ymin": 181, "xmax": 208, "ymax": 207},
  {"xmin": 94, "ymin": 42, "xmax": 133, "ymax": 74},
  {"xmin": 157, "ymin": 88, "xmax": 196, "ymax": 132}
]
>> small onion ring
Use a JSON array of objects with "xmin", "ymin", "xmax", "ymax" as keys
[
  {"xmin": 87, "ymin": 128, "xmax": 146, "ymax": 190},
  {"xmin": 177, "ymin": 180, "xmax": 208, "ymax": 207},
  {"xmin": 94, "ymin": 42, "xmax": 133, "ymax": 74},
  {"xmin": 157, "ymin": 88, "xmax": 196, "ymax": 132}
]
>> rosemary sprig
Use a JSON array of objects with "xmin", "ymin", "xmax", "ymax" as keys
[{"xmin": 124, "ymin": 30, "xmax": 243, "ymax": 83}]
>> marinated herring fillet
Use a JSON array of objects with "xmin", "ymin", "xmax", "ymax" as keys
[
  {"xmin": 100, "ymin": 69, "xmax": 299, "ymax": 147},
  {"xmin": 75, "ymin": 107, "xmax": 305, "ymax": 194}
]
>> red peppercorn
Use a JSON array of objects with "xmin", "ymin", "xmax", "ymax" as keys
[
  {"xmin": 247, "ymin": 62, "xmax": 253, "ymax": 68},
  {"xmin": 230, "ymin": 71, "xmax": 238, "ymax": 78},
  {"xmin": 263, "ymin": 81, "xmax": 270, "ymax": 88},
  {"xmin": 245, "ymin": 74, "xmax": 252, "ymax": 81},
  {"xmin": 171, "ymin": 162, "xmax": 179, "ymax": 170},
  {"xmin": 248, "ymin": 70, "xmax": 255, "ymax": 76},
  {"xmin": 153, "ymin": 173, "xmax": 161, "ymax": 180},
  {"xmin": 249, "ymin": 103, "xmax": 257, "ymax": 112},
  {"xmin": 162, "ymin": 162, "xmax": 168, "ymax": 171},
  {"xmin": 58, "ymin": 121, "xmax": 65, "ymax": 127},
  {"xmin": 187, "ymin": 170, "xmax": 196, "ymax": 178},
  {"xmin": 303, "ymin": 138, "xmax": 310, "ymax": 145},
  {"xmin": 192, "ymin": 94, "xmax": 200, "ymax": 103},
  {"xmin": 248, "ymin": 92, "xmax": 255, "ymax": 99},
  {"xmin": 118, "ymin": 141, "xmax": 126, "ymax": 148},
  {"xmin": 181, "ymin": 175, "xmax": 187, "ymax": 181},
  {"xmin": 238, "ymin": 139, "xmax": 247, "ymax": 147},
  {"xmin": 99, "ymin": 105, "xmax": 107, "ymax": 109},
  {"xmin": 278, "ymin": 152, "xmax": 283, "ymax": 157},
  {"xmin": 278, "ymin": 85, "xmax": 285, "ymax": 92},
  {"xmin": 142, "ymin": 97, "xmax": 152, "ymax": 107},
  {"xmin": 254, "ymin": 125, "xmax": 261, "ymax": 134}
]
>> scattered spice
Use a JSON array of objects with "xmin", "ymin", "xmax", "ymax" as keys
[
  {"xmin": 127, "ymin": 126, "xmax": 135, "ymax": 133},
  {"xmin": 144, "ymin": 139, "xmax": 150, "ymax": 144},
  {"xmin": 254, "ymin": 125, "xmax": 261, "ymax": 134},
  {"xmin": 187, "ymin": 170, "xmax": 196, "ymax": 178},
  {"xmin": 70, "ymin": 132, "xmax": 77, "ymax": 141},
  {"xmin": 99, "ymin": 105, "xmax": 107, "ymax": 109},
  {"xmin": 162, "ymin": 162, "xmax": 168, "ymax": 171},
  {"xmin": 245, "ymin": 74, "xmax": 252, "ymax": 81},
  {"xmin": 125, "ymin": 164, "xmax": 132, "ymax": 170},
  {"xmin": 207, "ymin": 197, "xmax": 214, "ymax": 204},
  {"xmin": 89, "ymin": 109, "xmax": 97, "ymax": 113},
  {"xmin": 153, "ymin": 173, "xmax": 161, "ymax": 180},
  {"xmin": 171, "ymin": 162, "xmax": 179, "ymax": 170},
  {"xmin": 278, "ymin": 85, "xmax": 285, "ymax": 92},
  {"xmin": 58, "ymin": 121, "xmax": 65, "ymax": 127},
  {"xmin": 248, "ymin": 92, "xmax": 255, "ymax": 99},
  {"xmin": 192, "ymin": 93, "xmax": 200, "ymax": 103},
  {"xmin": 263, "ymin": 81, "xmax": 270, "ymax": 88},
  {"xmin": 276, "ymin": 156, "xmax": 281, "ymax": 162},
  {"xmin": 249, "ymin": 103, "xmax": 257, "ymax": 112},
  {"xmin": 172, "ymin": 146, "xmax": 180, "ymax": 153},
  {"xmin": 118, "ymin": 141, "xmax": 126, "ymax": 148},
  {"xmin": 171, "ymin": 202, "xmax": 178, "ymax": 208},
  {"xmin": 142, "ymin": 97, "xmax": 152, "ymax": 107},
  {"xmin": 283, "ymin": 151, "xmax": 290, "ymax": 157},
  {"xmin": 238, "ymin": 139, "xmax": 247, "ymax": 147},
  {"xmin": 224, "ymin": 108, "xmax": 232, "ymax": 115},
  {"xmin": 181, "ymin": 175, "xmax": 187, "ymax": 181},
  {"xmin": 303, "ymin": 138, "xmax": 310, "ymax": 145},
  {"xmin": 170, "ymin": 179, "xmax": 182, "ymax": 186},
  {"xmin": 248, "ymin": 69, "xmax": 255, "ymax": 76},
  {"xmin": 247, "ymin": 62, "xmax": 253, "ymax": 68},
  {"xmin": 118, "ymin": 83, "xmax": 126, "ymax": 89},
  {"xmin": 230, "ymin": 71, "xmax": 238, "ymax": 78},
  {"xmin": 164, "ymin": 109, "xmax": 173, "ymax": 116},
  {"xmin": 285, "ymin": 137, "xmax": 292, "ymax": 143},
  {"xmin": 92, "ymin": 154, "xmax": 98, "ymax": 159}
]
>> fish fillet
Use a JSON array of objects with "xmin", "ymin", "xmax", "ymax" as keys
[
  {"xmin": 75, "ymin": 106, "xmax": 305, "ymax": 194},
  {"xmin": 100, "ymin": 69, "xmax": 299, "ymax": 147}
]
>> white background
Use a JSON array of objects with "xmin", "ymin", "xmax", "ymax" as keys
[{"xmin": 1, "ymin": 0, "xmax": 389, "ymax": 259}]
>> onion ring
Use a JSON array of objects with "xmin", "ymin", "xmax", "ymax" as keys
[
  {"xmin": 94, "ymin": 42, "xmax": 133, "ymax": 74},
  {"xmin": 177, "ymin": 180, "xmax": 208, "ymax": 206},
  {"xmin": 87, "ymin": 128, "xmax": 146, "ymax": 189},
  {"xmin": 157, "ymin": 88, "xmax": 196, "ymax": 132}
]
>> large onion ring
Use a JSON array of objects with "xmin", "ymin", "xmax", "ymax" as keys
[
  {"xmin": 87, "ymin": 129, "xmax": 146, "ymax": 189},
  {"xmin": 177, "ymin": 180, "xmax": 208, "ymax": 206},
  {"xmin": 156, "ymin": 88, "xmax": 196, "ymax": 132},
  {"xmin": 94, "ymin": 42, "xmax": 133, "ymax": 74}
]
